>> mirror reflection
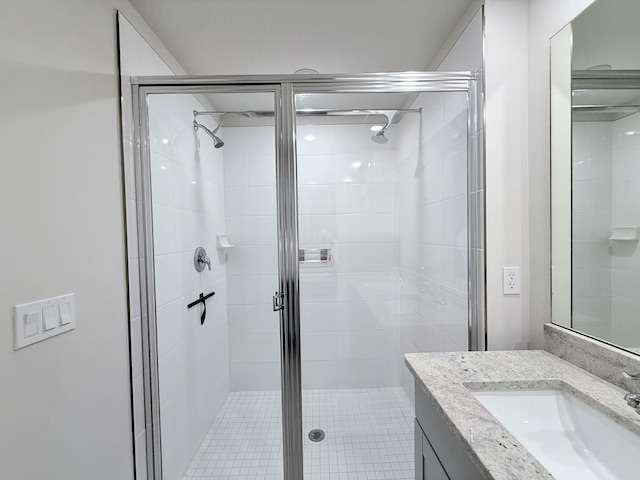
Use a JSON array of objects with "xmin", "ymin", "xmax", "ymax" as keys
[{"xmin": 551, "ymin": 0, "xmax": 640, "ymax": 352}]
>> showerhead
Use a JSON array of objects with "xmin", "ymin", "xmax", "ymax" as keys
[
  {"xmin": 369, "ymin": 110, "xmax": 399, "ymax": 144},
  {"xmin": 194, "ymin": 111, "xmax": 252, "ymax": 149},
  {"xmin": 194, "ymin": 121, "xmax": 224, "ymax": 148},
  {"xmin": 371, "ymin": 131, "xmax": 389, "ymax": 144}
]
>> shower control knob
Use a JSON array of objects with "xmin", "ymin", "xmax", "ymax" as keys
[{"xmin": 194, "ymin": 247, "xmax": 211, "ymax": 272}]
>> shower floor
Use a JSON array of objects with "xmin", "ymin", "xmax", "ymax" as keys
[{"xmin": 183, "ymin": 387, "xmax": 415, "ymax": 480}]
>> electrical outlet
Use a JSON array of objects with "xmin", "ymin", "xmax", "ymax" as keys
[{"xmin": 503, "ymin": 267, "xmax": 520, "ymax": 295}]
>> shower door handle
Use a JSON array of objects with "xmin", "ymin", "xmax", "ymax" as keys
[{"xmin": 273, "ymin": 292, "xmax": 284, "ymax": 312}]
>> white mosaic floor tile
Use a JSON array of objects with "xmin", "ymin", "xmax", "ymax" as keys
[{"xmin": 183, "ymin": 388, "xmax": 414, "ymax": 480}]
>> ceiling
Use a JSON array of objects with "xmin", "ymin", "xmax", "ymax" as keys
[
  {"xmin": 571, "ymin": 0, "xmax": 640, "ymax": 71},
  {"xmin": 569, "ymin": 0, "xmax": 640, "ymax": 122},
  {"xmin": 128, "ymin": 0, "xmax": 475, "ymax": 76}
]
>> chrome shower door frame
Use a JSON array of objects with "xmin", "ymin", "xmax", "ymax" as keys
[{"xmin": 130, "ymin": 72, "xmax": 483, "ymax": 480}]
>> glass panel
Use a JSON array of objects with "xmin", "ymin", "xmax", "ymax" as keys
[
  {"xmin": 146, "ymin": 91, "xmax": 283, "ymax": 480},
  {"xmin": 294, "ymin": 91, "xmax": 469, "ymax": 478}
]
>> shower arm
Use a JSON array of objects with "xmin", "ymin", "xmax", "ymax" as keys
[
  {"xmin": 193, "ymin": 108, "xmax": 422, "ymax": 147},
  {"xmin": 193, "ymin": 110, "xmax": 251, "ymax": 136},
  {"xmin": 193, "ymin": 107, "xmax": 422, "ymax": 121}
]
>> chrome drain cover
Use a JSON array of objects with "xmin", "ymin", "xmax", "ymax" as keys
[{"xmin": 308, "ymin": 429, "xmax": 325, "ymax": 442}]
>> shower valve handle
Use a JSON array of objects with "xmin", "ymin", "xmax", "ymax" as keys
[{"xmin": 194, "ymin": 247, "xmax": 211, "ymax": 272}]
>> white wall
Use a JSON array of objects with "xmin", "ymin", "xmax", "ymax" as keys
[
  {"xmin": 484, "ymin": 0, "xmax": 530, "ymax": 350},
  {"xmin": 0, "ymin": 1, "xmax": 144, "ymax": 479},
  {"xmin": 527, "ymin": 0, "xmax": 597, "ymax": 347},
  {"xmin": 118, "ymin": 15, "xmax": 175, "ymax": 479}
]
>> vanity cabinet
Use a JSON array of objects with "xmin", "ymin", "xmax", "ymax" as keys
[
  {"xmin": 415, "ymin": 382, "xmax": 484, "ymax": 480},
  {"xmin": 415, "ymin": 419, "xmax": 449, "ymax": 479}
]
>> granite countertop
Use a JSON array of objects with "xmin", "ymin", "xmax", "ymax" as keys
[{"xmin": 405, "ymin": 350, "xmax": 640, "ymax": 480}]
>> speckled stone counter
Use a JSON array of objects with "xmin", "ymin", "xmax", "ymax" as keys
[{"xmin": 405, "ymin": 350, "xmax": 640, "ymax": 480}]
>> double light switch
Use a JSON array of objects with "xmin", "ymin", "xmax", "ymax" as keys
[{"xmin": 13, "ymin": 293, "xmax": 75, "ymax": 350}]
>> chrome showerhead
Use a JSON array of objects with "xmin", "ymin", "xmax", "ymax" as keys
[
  {"xmin": 369, "ymin": 110, "xmax": 399, "ymax": 144},
  {"xmin": 212, "ymin": 135, "xmax": 224, "ymax": 148},
  {"xmin": 194, "ymin": 121, "xmax": 224, "ymax": 148},
  {"xmin": 371, "ymin": 131, "xmax": 389, "ymax": 144},
  {"xmin": 194, "ymin": 111, "xmax": 252, "ymax": 149}
]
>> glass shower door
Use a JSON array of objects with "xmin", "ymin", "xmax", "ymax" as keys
[
  {"xmin": 141, "ymin": 90, "xmax": 285, "ymax": 480},
  {"xmin": 293, "ymin": 90, "xmax": 470, "ymax": 479}
]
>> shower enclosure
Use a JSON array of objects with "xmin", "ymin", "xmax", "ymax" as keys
[{"xmin": 131, "ymin": 73, "xmax": 484, "ymax": 480}]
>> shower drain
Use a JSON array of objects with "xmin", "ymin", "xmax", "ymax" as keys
[{"xmin": 308, "ymin": 429, "xmax": 325, "ymax": 442}]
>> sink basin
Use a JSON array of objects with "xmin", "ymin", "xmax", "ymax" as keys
[{"xmin": 473, "ymin": 389, "xmax": 640, "ymax": 480}]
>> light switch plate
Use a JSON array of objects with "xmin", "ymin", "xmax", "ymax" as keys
[{"xmin": 14, "ymin": 293, "xmax": 75, "ymax": 350}]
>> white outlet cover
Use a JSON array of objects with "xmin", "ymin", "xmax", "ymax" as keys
[{"xmin": 503, "ymin": 267, "xmax": 521, "ymax": 295}]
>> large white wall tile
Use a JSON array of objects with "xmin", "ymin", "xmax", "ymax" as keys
[
  {"xmin": 247, "ymin": 126, "xmax": 276, "ymax": 156},
  {"xmin": 154, "ymin": 254, "xmax": 179, "ymax": 306},
  {"xmin": 335, "ymin": 331, "xmax": 379, "ymax": 360},
  {"xmin": 443, "ymin": 195, "xmax": 468, "ymax": 248},
  {"xmin": 229, "ymin": 334, "xmax": 253, "ymax": 363},
  {"xmin": 301, "ymin": 332, "xmax": 337, "ymax": 362},
  {"xmin": 248, "ymin": 186, "xmax": 277, "ymax": 216},
  {"xmin": 229, "ymin": 363, "xmax": 253, "ymax": 391},
  {"xmin": 298, "ymin": 155, "xmax": 335, "ymax": 184},
  {"xmin": 151, "ymin": 153, "xmax": 175, "ymax": 206},
  {"xmin": 248, "ymin": 155, "xmax": 276, "ymax": 186},
  {"xmin": 297, "ymin": 125, "xmax": 332, "ymax": 155},
  {"xmin": 223, "ymin": 151, "xmax": 248, "ymax": 187},
  {"xmin": 253, "ymin": 363, "xmax": 281, "ymax": 391},
  {"xmin": 152, "ymin": 204, "xmax": 177, "ymax": 255},
  {"xmin": 335, "ymin": 153, "xmax": 375, "ymax": 184},
  {"xmin": 251, "ymin": 304, "xmax": 279, "ymax": 333},
  {"xmin": 299, "ymin": 185, "xmax": 337, "ymax": 215},
  {"xmin": 252, "ymin": 333, "xmax": 280, "ymax": 363},
  {"xmin": 228, "ymin": 305, "xmax": 252, "ymax": 334},
  {"xmin": 302, "ymin": 361, "xmax": 337, "ymax": 389},
  {"xmin": 224, "ymin": 186, "xmax": 249, "ymax": 217},
  {"xmin": 336, "ymin": 360, "xmax": 377, "ymax": 388}
]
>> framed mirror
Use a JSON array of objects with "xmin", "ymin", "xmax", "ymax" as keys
[{"xmin": 551, "ymin": 0, "xmax": 640, "ymax": 353}]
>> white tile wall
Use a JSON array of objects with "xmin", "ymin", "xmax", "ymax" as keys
[
  {"xmin": 223, "ymin": 125, "xmax": 282, "ymax": 392},
  {"xmin": 571, "ymin": 113, "xmax": 640, "ymax": 348},
  {"xmin": 572, "ymin": 122, "xmax": 613, "ymax": 340},
  {"xmin": 397, "ymin": 90, "xmax": 470, "ymax": 401},
  {"xmin": 226, "ymin": 102, "xmax": 472, "ymax": 395},
  {"xmin": 610, "ymin": 112, "xmax": 640, "ymax": 347},
  {"xmin": 225, "ymin": 122, "xmax": 404, "ymax": 391}
]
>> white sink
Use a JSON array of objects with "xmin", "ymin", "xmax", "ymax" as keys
[{"xmin": 473, "ymin": 389, "xmax": 640, "ymax": 480}]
